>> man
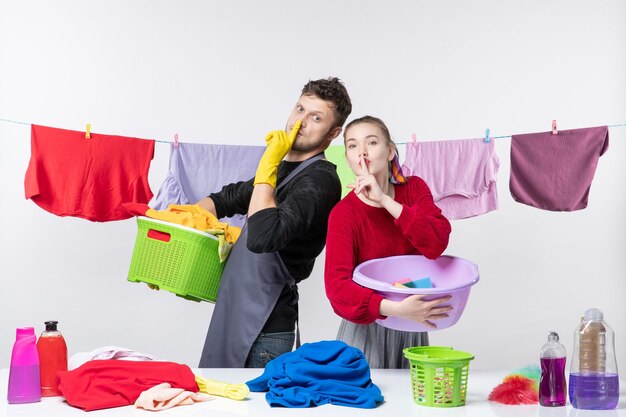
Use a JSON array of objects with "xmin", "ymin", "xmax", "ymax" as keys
[{"xmin": 198, "ymin": 77, "xmax": 352, "ymax": 368}]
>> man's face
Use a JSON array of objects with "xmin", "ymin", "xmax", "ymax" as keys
[{"xmin": 285, "ymin": 94, "xmax": 339, "ymax": 153}]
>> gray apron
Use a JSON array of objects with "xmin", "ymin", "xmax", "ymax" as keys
[{"xmin": 199, "ymin": 154, "xmax": 324, "ymax": 368}]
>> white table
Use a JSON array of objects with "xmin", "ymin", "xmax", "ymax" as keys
[{"xmin": 1, "ymin": 368, "xmax": 625, "ymax": 417}]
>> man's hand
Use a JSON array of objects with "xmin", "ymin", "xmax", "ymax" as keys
[{"xmin": 253, "ymin": 120, "xmax": 302, "ymax": 188}]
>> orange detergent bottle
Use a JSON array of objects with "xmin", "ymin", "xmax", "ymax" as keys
[{"xmin": 36, "ymin": 321, "xmax": 68, "ymax": 396}]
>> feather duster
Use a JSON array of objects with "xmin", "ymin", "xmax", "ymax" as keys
[{"xmin": 488, "ymin": 365, "xmax": 540, "ymax": 405}]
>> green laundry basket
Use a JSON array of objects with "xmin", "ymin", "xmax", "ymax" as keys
[
  {"xmin": 403, "ymin": 346, "xmax": 474, "ymax": 407},
  {"xmin": 127, "ymin": 217, "xmax": 225, "ymax": 302}
]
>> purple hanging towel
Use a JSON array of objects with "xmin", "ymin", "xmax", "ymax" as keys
[{"xmin": 510, "ymin": 126, "xmax": 609, "ymax": 211}]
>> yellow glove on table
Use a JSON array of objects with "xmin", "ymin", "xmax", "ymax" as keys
[
  {"xmin": 253, "ymin": 120, "xmax": 302, "ymax": 188},
  {"xmin": 195, "ymin": 375, "xmax": 249, "ymax": 401}
]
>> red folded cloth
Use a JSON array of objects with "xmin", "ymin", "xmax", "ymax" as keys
[{"xmin": 57, "ymin": 360, "xmax": 198, "ymax": 411}]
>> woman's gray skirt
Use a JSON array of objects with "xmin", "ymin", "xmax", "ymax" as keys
[{"xmin": 337, "ymin": 319, "xmax": 428, "ymax": 369}]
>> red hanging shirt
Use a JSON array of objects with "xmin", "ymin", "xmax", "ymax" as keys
[{"xmin": 24, "ymin": 124, "xmax": 155, "ymax": 222}]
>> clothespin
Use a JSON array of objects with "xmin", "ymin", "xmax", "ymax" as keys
[
  {"xmin": 174, "ymin": 133, "xmax": 179, "ymax": 149},
  {"xmin": 411, "ymin": 133, "xmax": 417, "ymax": 143},
  {"xmin": 551, "ymin": 119, "xmax": 558, "ymax": 135},
  {"xmin": 484, "ymin": 128, "xmax": 491, "ymax": 143},
  {"xmin": 85, "ymin": 123, "xmax": 91, "ymax": 139}
]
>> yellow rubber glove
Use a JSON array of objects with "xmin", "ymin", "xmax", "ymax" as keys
[
  {"xmin": 253, "ymin": 120, "xmax": 302, "ymax": 188},
  {"xmin": 194, "ymin": 375, "xmax": 249, "ymax": 401}
]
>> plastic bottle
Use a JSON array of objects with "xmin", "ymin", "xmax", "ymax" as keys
[
  {"xmin": 569, "ymin": 308, "xmax": 619, "ymax": 409},
  {"xmin": 539, "ymin": 331, "xmax": 567, "ymax": 406},
  {"xmin": 36, "ymin": 320, "xmax": 68, "ymax": 397},
  {"xmin": 7, "ymin": 327, "xmax": 41, "ymax": 404}
]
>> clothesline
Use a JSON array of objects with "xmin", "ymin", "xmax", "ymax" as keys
[
  {"xmin": 2, "ymin": 117, "xmax": 625, "ymax": 146},
  {"xmin": 18, "ymin": 118, "xmax": 617, "ymax": 219},
  {"xmin": 395, "ymin": 122, "xmax": 626, "ymax": 144}
]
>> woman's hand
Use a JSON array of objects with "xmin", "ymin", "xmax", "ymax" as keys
[
  {"xmin": 348, "ymin": 155, "xmax": 404, "ymax": 218},
  {"xmin": 380, "ymin": 295, "xmax": 453, "ymax": 329},
  {"xmin": 351, "ymin": 156, "xmax": 386, "ymax": 203}
]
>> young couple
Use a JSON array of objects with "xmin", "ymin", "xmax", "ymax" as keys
[{"xmin": 198, "ymin": 77, "xmax": 451, "ymax": 369}]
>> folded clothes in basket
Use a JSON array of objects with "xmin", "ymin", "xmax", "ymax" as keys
[{"xmin": 122, "ymin": 202, "xmax": 241, "ymax": 262}]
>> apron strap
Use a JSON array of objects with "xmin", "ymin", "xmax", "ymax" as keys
[
  {"xmin": 276, "ymin": 153, "xmax": 325, "ymax": 190},
  {"xmin": 295, "ymin": 319, "xmax": 301, "ymax": 349},
  {"xmin": 289, "ymin": 285, "xmax": 302, "ymax": 349}
]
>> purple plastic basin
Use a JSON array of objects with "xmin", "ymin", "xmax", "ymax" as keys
[{"xmin": 353, "ymin": 255, "xmax": 479, "ymax": 332}]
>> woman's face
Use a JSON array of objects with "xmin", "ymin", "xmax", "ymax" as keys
[{"xmin": 344, "ymin": 122, "xmax": 394, "ymax": 177}]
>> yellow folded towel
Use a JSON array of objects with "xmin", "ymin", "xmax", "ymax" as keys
[{"xmin": 194, "ymin": 375, "xmax": 249, "ymax": 401}]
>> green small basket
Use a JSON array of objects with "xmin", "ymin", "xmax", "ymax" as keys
[
  {"xmin": 127, "ymin": 217, "xmax": 225, "ymax": 302},
  {"xmin": 403, "ymin": 346, "xmax": 474, "ymax": 407}
]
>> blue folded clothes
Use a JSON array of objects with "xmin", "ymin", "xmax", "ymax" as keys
[{"xmin": 246, "ymin": 340, "xmax": 384, "ymax": 408}]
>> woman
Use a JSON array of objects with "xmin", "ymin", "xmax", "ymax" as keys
[{"xmin": 324, "ymin": 115, "xmax": 452, "ymax": 368}]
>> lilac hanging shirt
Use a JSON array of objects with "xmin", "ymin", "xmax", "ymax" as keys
[{"xmin": 153, "ymin": 142, "xmax": 265, "ymax": 227}]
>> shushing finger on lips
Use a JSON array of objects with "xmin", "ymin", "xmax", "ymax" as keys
[
  {"xmin": 360, "ymin": 155, "xmax": 369, "ymax": 173},
  {"xmin": 289, "ymin": 120, "xmax": 302, "ymax": 142}
]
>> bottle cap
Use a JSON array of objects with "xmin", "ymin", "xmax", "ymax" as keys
[
  {"xmin": 548, "ymin": 331, "xmax": 559, "ymax": 342},
  {"xmin": 584, "ymin": 308, "xmax": 603, "ymax": 321},
  {"xmin": 16, "ymin": 327, "xmax": 35, "ymax": 337},
  {"xmin": 44, "ymin": 321, "xmax": 59, "ymax": 331}
]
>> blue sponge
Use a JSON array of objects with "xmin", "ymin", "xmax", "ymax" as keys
[{"xmin": 393, "ymin": 277, "xmax": 432, "ymax": 288}]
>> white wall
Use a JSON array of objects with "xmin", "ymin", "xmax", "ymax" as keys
[{"xmin": 1, "ymin": 0, "xmax": 624, "ymax": 373}]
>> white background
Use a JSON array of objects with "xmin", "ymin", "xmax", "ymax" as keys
[{"xmin": 0, "ymin": 0, "xmax": 624, "ymax": 373}]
